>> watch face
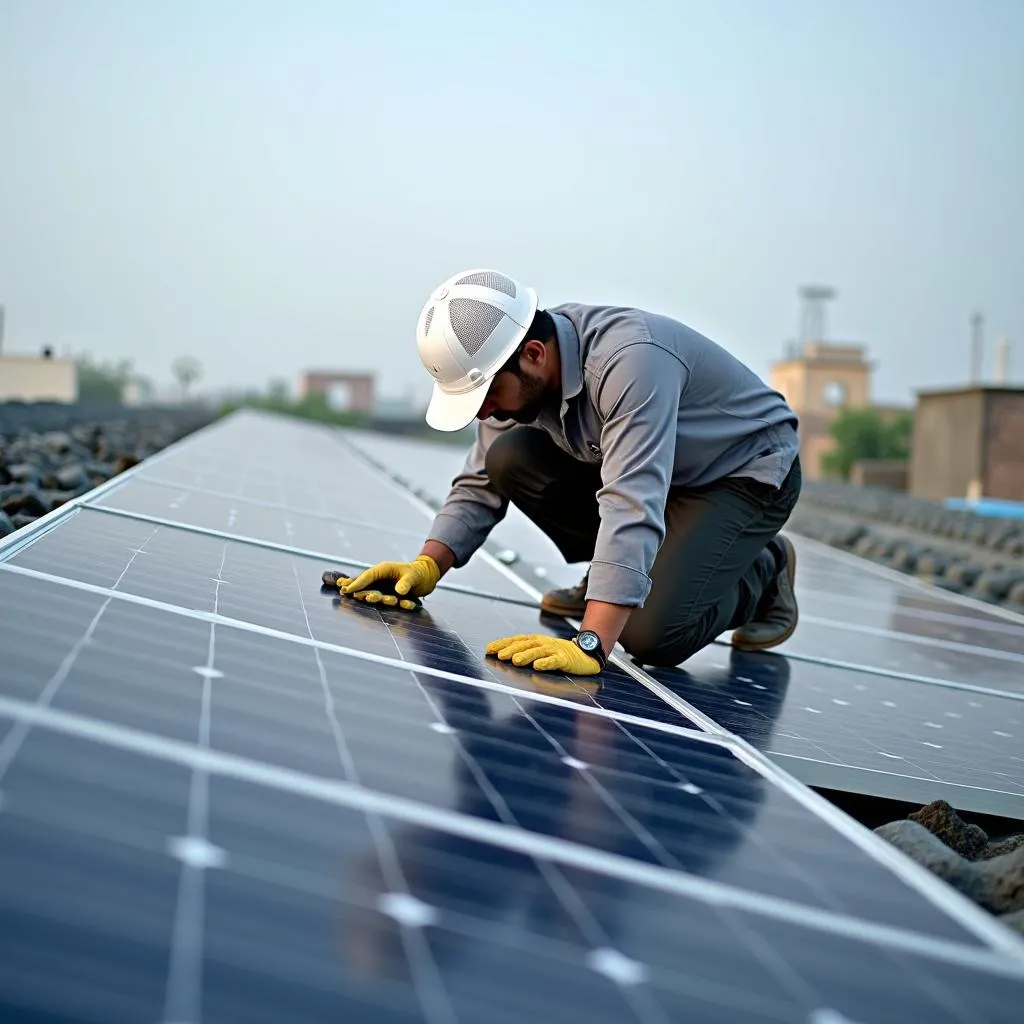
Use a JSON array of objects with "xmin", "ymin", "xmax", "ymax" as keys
[{"xmin": 578, "ymin": 631, "xmax": 600, "ymax": 652}]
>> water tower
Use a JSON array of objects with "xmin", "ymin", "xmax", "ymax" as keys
[{"xmin": 798, "ymin": 284, "xmax": 837, "ymax": 346}]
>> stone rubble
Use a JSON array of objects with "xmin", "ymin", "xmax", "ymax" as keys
[
  {"xmin": 789, "ymin": 480, "xmax": 1024, "ymax": 613},
  {"xmin": 875, "ymin": 799, "xmax": 1024, "ymax": 935},
  {"xmin": 0, "ymin": 404, "xmax": 214, "ymax": 539}
]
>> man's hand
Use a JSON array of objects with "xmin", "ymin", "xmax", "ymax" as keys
[
  {"xmin": 485, "ymin": 634, "xmax": 602, "ymax": 675},
  {"xmin": 335, "ymin": 555, "xmax": 442, "ymax": 611}
]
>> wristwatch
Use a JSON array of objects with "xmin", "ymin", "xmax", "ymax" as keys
[{"xmin": 573, "ymin": 629, "xmax": 607, "ymax": 669}]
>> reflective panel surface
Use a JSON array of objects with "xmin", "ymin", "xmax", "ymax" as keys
[
  {"xmin": 0, "ymin": 569, "xmax": 991, "ymax": 945},
  {"xmin": 1, "ymin": 410, "xmax": 1022, "ymax": 1024},
  {"xmin": 91, "ymin": 477, "xmax": 523, "ymax": 599},
  {"xmin": 4, "ymin": 721, "xmax": 1022, "ymax": 1024},
  {"xmin": 650, "ymin": 646, "xmax": 1024, "ymax": 818}
]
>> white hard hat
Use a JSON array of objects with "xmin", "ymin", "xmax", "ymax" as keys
[{"xmin": 416, "ymin": 268, "xmax": 538, "ymax": 431}]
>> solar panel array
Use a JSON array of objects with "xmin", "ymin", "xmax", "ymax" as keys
[
  {"xmin": 0, "ymin": 409, "xmax": 1022, "ymax": 1024},
  {"xmin": 342, "ymin": 428, "xmax": 1024, "ymax": 821}
]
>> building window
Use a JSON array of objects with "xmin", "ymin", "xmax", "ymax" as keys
[{"xmin": 823, "ymin": 380, "xmax": 848, "ymax": 407}]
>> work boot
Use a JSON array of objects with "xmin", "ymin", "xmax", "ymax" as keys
[
  {"xmin": 731, "ymin": 536, "xmax": 798, "ymax": 651},
  {"xmin": 540, "ymin": 569, "xmax": 589, "ymax": 618}
]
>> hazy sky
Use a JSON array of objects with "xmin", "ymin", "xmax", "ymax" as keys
[{"xmin": 1, "ymin": 0, "xmax": 1021, "ymax": 405}]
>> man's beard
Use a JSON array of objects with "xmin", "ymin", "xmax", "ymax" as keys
[{"xmin": 492, "ymin": 370, "xmax": 557, "ymax": 424}]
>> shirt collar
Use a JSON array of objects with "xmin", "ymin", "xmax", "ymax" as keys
[{"xmin": 551, "ymin": 311, "xmax": 584, "ymax": 409}]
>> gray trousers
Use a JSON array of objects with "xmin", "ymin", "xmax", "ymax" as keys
[{"xmin": 484, "ymin": 426, "xmax": 802, "ymax": 667}]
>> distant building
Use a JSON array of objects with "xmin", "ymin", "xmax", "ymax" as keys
[
  {"xmin": 0, "ymin": 350, "xmax": 77, "ymax": 403},
  {"xmin": 771, "ymin": 341, "xmax": 864, "ymax": 479},
  {"xmin": 770, "ymin": 340, "xmax": 910, "ymax": 480},
  {"xmin": 122, "ymin": 377, "xmax": 156, "ymax": 406},
  {"xmin": 298, "ymin": 370, "xmax": 375, "ymax": 413},
  {"xmin": 909, "ymin": 386, "xmax": 1024, "ymax": 503}
]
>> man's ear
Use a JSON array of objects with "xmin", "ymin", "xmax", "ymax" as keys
[{"xmin": 520, "ymin": 339, "xmax": 548, "ymax": 368}]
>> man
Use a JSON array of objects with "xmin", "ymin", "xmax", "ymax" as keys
[{"xmin": 339, "ymin": 268, "xmax": 802, "ymax": 677}]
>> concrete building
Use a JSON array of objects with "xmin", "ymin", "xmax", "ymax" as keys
[
  {"xmin": 297, "ymin": 370, "xmax": 375, "ymax": 413},
  {"xmin": 769, "ymin": 341, "xmax": 873, "ymax": 479},
  {"xmin": 0, "ymin": 352, "xmax": 78, "ymax": 403},
  {"xmin": 909, "ymin": 386, "xmax": 1024, "ymax": 502}
]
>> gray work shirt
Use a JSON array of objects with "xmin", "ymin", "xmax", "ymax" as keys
[{"xmin": 427, "ymin": 303, "xmax": 800, "ymax": 606}]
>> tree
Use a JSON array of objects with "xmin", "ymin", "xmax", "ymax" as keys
[
  {"xmin": 820, "ymin": 407, "xmax": 913, "ymax": 480},
  {"xmin": 266, "ymin": 377, "xmax": 291, "ymax": 403},
  {"xmin": 171, "ymin": 356, "xmax": 203, "ymax": 402},
  {"xmin": 75, "ymin": 355, "xmax": 133, "ymax": 404}
]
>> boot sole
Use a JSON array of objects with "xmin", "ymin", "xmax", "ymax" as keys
[
  {"xmin": 539, "ymin": 596, "xmax": 587, "ymax": 618},
  {"xmin": 731, "ymin": 537, "xmax": 798, "ymax": 651}
]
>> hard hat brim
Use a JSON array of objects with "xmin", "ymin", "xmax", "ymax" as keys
[{"xmin": 425, "ymin": 378, "xmax": 491, "ymax": 432}]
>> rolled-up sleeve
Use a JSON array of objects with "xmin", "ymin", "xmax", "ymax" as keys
[
  {"xmin": 425, "ymin": 419, "xmax": 512, "ymax": 566},
  {"xmin": 586, "ymin": 342, "xmax": 686, "ymax": 606}
]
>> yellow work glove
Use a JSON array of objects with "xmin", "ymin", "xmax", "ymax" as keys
[
  {"xmin": 485, "ymin": 634, "xmax": 603, "ymax": 675},
  {"xmin": 321, "ymin": 568, "xmax": 422, "ymax": 611},
  {"xmin": 336, "ymin": 555, "xmax": 441, "ymax": 611}
]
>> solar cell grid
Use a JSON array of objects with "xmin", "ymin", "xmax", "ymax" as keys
[
  {"xmin": 90, "ymin": 477, "xmax": 529, "ymax": 599},
  {"xmin": 791, "ymin": 544, "xmax": 1024, "ymax": 629},
  {"xmin": 124, "ymin": 465, "xmax": 433, "ymax": 534},
  {"xmin": 0, "ymin": 704, "xmax": 1022, "ymax": 1024},
  {"xmin": 4, "ymin": 507, "xmax": 676, "ymax": 721},
  {"xmin": 0, "ymin": 526, "xmax": 1005, "ymax": 945},
  {"xmin": 754, "ymin": 616, "xmax": 1022, "ymax": 695},
  {"xmin": 650, "ymin": 647, "xmax": 1024, "ymax": 817},
  {"xmin": 789, "ymin": 586, "xmax": 1024, "ymax": 659},
  {"xmin": 97, "ymin": 476, "xmax": 428, "ymax": 542},
  {"xmin": 2, "ymin": 409, "xmax": 1024, "ymax": 1024}
]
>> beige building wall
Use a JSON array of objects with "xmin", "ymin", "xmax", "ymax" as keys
[
  {"xmin": 0, "ymin": 356, "xmax": 78, "ymax": 402},
  {"xmin": 909, "ymin": 390, "xmax": 984, "ymax": 501},
  {"xmin": 769, "ymin": 342, "xmax": 874, "ymax": 479},
  {"xmin": 912, "ymin": 387, "xmax": 1024, "ymax": 502}
]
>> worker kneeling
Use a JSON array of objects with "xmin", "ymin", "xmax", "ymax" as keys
[{"xmin": 339, "ymin": 269, "xmax": 802, "ymax": 676}]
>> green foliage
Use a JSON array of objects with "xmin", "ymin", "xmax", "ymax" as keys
[
  {"xmin": 75, "ymin": 355, "xmax": 133, "ymax": 404},
  {"xmin": 820, "ymin": 407, "xmax": 913, "ymax": 480},
  {"xmin": 216, "ymin": 380, "xmax": 478, "ymax": 445},
  {"xmin": 266, "ymin": 378, "xmax": 290, "ymax": 403},
  {"xmin": 217, "ymin": 390, "xmax": 368, "ymax": 427}
]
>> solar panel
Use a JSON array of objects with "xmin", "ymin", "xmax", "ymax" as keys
[
  {"xmin": 1, "ymin": 409, "xmax": 1022, "ymax": 1024},
  {"xmin": 650, "ymin": 649, "xmax": 1024, "ymax": 819}
]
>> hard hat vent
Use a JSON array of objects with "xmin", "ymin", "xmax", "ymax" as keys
[
  {"xmin": 454, "ymin": 271, "xmax": 517, "ymax": 298},
  {"xmin": 448, "ymin": 297, "xmax": 506, "ymax": 357},
  {"xmin": 423, "ymin": 305, "xmax": 435, "ymax": 336}
]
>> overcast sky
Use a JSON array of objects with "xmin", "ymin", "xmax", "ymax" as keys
[{"xmin": 1, "ymin": 0, "xmax": 1021, "ymax": 405}]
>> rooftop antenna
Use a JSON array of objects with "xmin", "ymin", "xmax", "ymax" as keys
[
  {"xmin": 798, "ymin": 285, "xmax": 837, "ymax": 347},
  {"xmin": 970, "ymin": 310, "xmax": 984, "ymax": 384}
]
